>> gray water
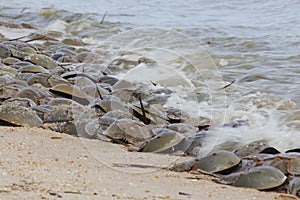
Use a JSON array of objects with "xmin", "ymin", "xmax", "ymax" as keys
[{"xmin": 1, "ymin": 0, "xmax": 299, "ymax": 153}]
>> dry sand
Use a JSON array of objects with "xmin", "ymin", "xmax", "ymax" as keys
[{"xmin": 0, "ymin": 126, "xmax": 297, "ymax": 200}]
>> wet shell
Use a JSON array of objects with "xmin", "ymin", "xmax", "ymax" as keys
[
  {"xmin": 25, "ymin": 53, "xmax": 58, "ymax": 70},
  {"xmin": 103, "ymin": 119, "xmax": 153, "ymax": 144},
  {"xmin": 234, "ymin": 141, "xmax": 272, "ymax": 158},
  {"xmin": 3, "ymin": 97, "xmax": 36, "ymax": 108},
  {"xmin": 98, "ymin": 75, "xmax": 119, "ymax": 86},
  {"xmin": 192, "ymin": 150, "xmax": 241, "ymax": 173},
  {"xmin": 142, "ymin": 129, "xmax": 185, "ymax": 153},
  {"xmin": 278, "ymin": 153, "xmax": 300, "ymax": 175},
  {"xmin": 131, "ymin": 104, "xmax": 167, "ymax": 125},
  {"xmin": 82, "ymin": 84, "xmax": 109, "ymax": 99},
  {"xmin": 89, "ymin": 98, "xmax": 127, "ymax": 113},
  {"xmin": 260, "ymin": 155, "xmax": 289, "ymax": 174},
  {"xmin": 166, "ymin": 123, "xmax": 198, "ymax": 135},
  {"xmin": 232, "ymin": 166, "xmax": 287, "ymax": 190},
  {"xmin": 83, "ymin": 118, "xmax": 111, "ymax": 141},
  {"xmin": 27, "ymin": 73, "xmax": 69, "ymax": 88},
  {"xmin": 145, "ymin": 94, "xmax": 170, "ymax": 105},
  {"xmin": 287, "ymin": 155, "xmax": 300, "ymax": 175},
  {"xmin": 170, "ymin": 159, "xmax": 197, "ymax": 172},
  {"xmin": 47, "ymin": 97, "xmax": 80, "ymax": 106},
  {"xmin": 101, "ymin": 110, "xmax": 133, "ymax": 121},
  {"xmin": 16, "ymin": 87, "xmax": 51, "ymax": 104},
  {"xmin": 0, "ymin": 105, "xmax": 42, "ymax": 127},
  {"xmin": 49, "ymin": 84, "xmax": 90, "ymax": 105},
  {"xmin": 166, "ymin": 107, "xmax": 190, "ymax": 123},
  {"xmin": 75, "ymin": 108, "xmax": 100, "ymax": 138},
  {"xmin": 173, "ymin": 131, "xmax": 206, "ymax": 156},
  {"xmin": 0, "ymin": 85, "xmax": 20, "ymax": 100},
  {"xmin": 19, "ymin": 65, "xmax": 49, "ymax": 73}
]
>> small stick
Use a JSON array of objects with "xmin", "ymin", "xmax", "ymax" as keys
[
  {"xmin": 94, "ymin": 83, "xmax": 103, "ymax": 100},
  {"xmin": 138, "ymin": 94, "xmax": 148, "ymax": 124},
  {"xmin": 100, "ymin": 11, "xmax": 107, "ymax": 24},
  {"xmin": 219, "ymin": 79, "xmax": 235, "ymax": 90},
  {"xmin": 113, "ymin": 163, "xmax": 167, "ymax": 169},
  {"xmin": 150, "ymin": 80, "xmax": 157, "ymax": 86},
  {"xmin": 178, "ymin": 191, "xmax": 192, "ymax": 196}
]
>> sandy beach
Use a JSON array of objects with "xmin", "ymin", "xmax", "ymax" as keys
[
  {"xmin": 0, "ymin": 2, "xmax": 300, "ymax": 200},
  {"xmin": 0, "ymin": 126, "xmax": 296, "ymax": 200}
]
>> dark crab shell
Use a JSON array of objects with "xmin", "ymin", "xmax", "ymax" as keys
[
  {"xmin": 49, "ymin": 84, "xmax": 90, "ymax": 105},
  {"xmin": 103, "ymin": 119, "xmax": 153, "ymax": 144},
  {"xmin": 0, "ymin": 104, "xmax": 42, "ymax": 127},
  {"xmin": 232, "ymin": 166, "xmax": 287, "ymax": 190},
  {"xmin": 192, "ymin": 150, "xmax": 241, "ymax": 173},
  {"xmin": 142, "ymin": 129, "xmax": 185, "ymax": 153}
]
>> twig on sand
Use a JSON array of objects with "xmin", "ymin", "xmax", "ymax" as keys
[
  {"xmin": 178, "ymin": 191, "xmax": 192, "ymax": 196},
  {"xmin": 113, "ymin": 163, "xmax": 167, "ymax": 169}
]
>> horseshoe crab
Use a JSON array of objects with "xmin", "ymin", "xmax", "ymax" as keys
[
  {"xmin": 102, "ymin": 110, "xmax": 132, "ymax": 120},
  {"xmin": 142, "ymin": 129, "xmax": 185, "ymax": 153},
  {"xmin": 131, "ymin": 103, "xmax": 167, "ymax": 125},
  {"xmin": 16, "ymin": 86, "xmax": 51, "ymax": 104},
  {"xmin": 27, "ymin": 73, "xmax": 69, "ymax": 88},
  {"xmin": 2, "ymin": 57, "xmax": 20, "ymax": 65},
  {"xmin": 98, "ymin": 75, "xmax": 119, "ymax": 86},
  {"xmin": 49, "ymin": 84, "xmax": 90, "ymax": 105},
  {"xmin": 169, "ymin": 159, "xmax": 197, "ymax": 172},
  {"xmin": 166, "ymin": 123, "xmax": 198, "ymax": 135},
  {"xmin": 84, "ymin": 110, "xmax": 134, "ymax": 139},
  {"xmin": 3, "ymin": 97, "xmax": 36, "ymax": 108},
  {"xmin": 82, "ymin": 84, "xmax": 109, "ymax": 99},
  {"xmin": 145, "ymin": 94, "xmax": 170, "ymax": 105},
  {"xmin": 147, "ymin": 128, "xmax": 205, "ymax": 156},
  {"xmin": 166, "ymin": 107, "xmax": 190, "ymax": 123},
  {"xmin": 44, "ymin": 105, "xmax": 86, "ymax": 135},
  {"xmin": 47, "ymin": 97, "xmax": 80, "ymax": 106},
  {"xmin": 286, "ymin": 154, "xmax": 300, "ymax": 175},
  {"xmin": 192, "ymin": 150, "xmax": 241, "ymax": 174},
  {"xmin": 234, "ymin": 141, "xmax": 280, "ymax": 158},
  {"xmin": 83, "ymin": 118, "xmax": 108, "ymax": 140},
  {"xmin": 185, "ymin": 116, "xmax": 211, "ymax": 131},
  {"xmin": 103, "ymin": 119, "xmax": 153, "ymax": 144},
  {"xmin": 74, "ymin": 108, "xmax": 100, "ymax": 139},
  {"xmin": 19, "ymin": 65, "xmax": 49, "ymax": 73},
  {"xmin": 0, "ymin": 85, "xmax": 21, "ymax": 100},
  {"xmin": 223, "ymin": 166, "xmax": 287, "ymax": 190},
  {"xmin": 177, "ymin": 131, "xmax": 207, "ymax": 156},
  {"xmin": 0, "ymin": 104, "xmax": 42, "ymax": 127},
  {"xmin": 89, "ymin": 97, "xmax": 127, "ymax": 113},
  {"xmin": 25, "ymin": 53, "xmax": 58, "ymax": 70},
  {"xmin": 31, "ymin": 105, "xmax": 53, "ymax": 121}
]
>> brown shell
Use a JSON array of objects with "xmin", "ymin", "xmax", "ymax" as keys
[{"xmin": 49, "ymin": 84, "xmax": 90, "ymax": 105}]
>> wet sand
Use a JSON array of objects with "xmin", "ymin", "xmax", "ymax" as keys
[{"xmin": 0, "ymin": 126, "xmax": 296, "ymax": 200}]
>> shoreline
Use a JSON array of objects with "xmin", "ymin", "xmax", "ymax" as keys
[
  {"xmin": 0, "ymin": 18, "xmax": 298, "ymax": 200},
  {"xmin": 0, "ymin": 126, "xmax": 295, "ymax": 199}
]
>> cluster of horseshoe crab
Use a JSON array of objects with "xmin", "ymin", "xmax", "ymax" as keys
[{"xmin": 0, "ymin": 29, "xmax": 299, "ymax": 197}]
